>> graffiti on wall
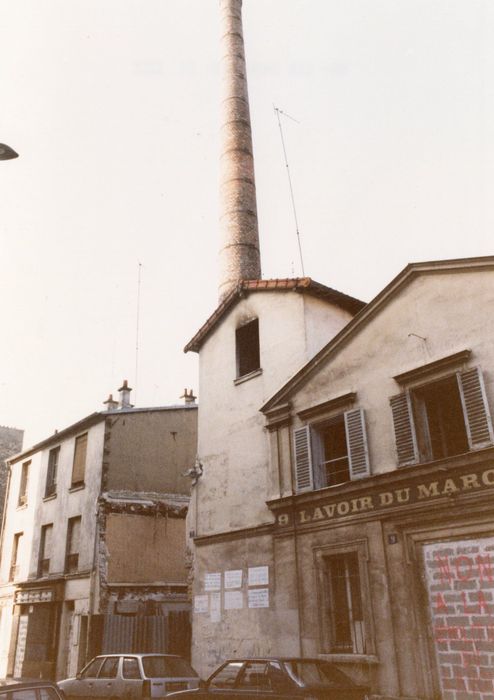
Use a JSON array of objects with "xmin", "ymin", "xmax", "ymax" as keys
[{"xmin": 423, "ymin": 537, "xmax": 494, "ymax": 699}]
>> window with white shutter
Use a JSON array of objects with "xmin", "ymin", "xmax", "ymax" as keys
[
  {"xmin": 391, "ymin": 367, "xmax": 493, "ymax": 466},
  {"xmin": 293, "ymin": 409, "xmax": 371, "ymax": 493}
]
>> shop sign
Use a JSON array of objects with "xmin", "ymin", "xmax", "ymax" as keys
[
  {"xmin": 15, "ymin": 589, "xmax": 54, "ymax": 604},
  {"xmin": 274, "ymin": 463, "xmax": 494, "ymax": 527}
]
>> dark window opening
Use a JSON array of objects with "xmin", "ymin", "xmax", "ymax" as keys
[
  {"xmin": 325, "ymin": 552, "xmax": 365, "ymax": 654},
  {"xmin": 45, "ymin": 447, "xmax": 59, "ymax": 497},
  {"xmin": 236, "ymin": 319, "xmax": 260, "ymax": 378},
  {"xmin": 313, "ymin": 416, "xmax": 350, "ymax": 487},
  {"xmin": 412, "ymin": 375, "xmax": 469, "ymax": 461},
  {"xmin": 18, "ymin": 461, "xmax": 30, "ymax": 507},
  {"xmin": 38, "ymin": 524, "xmax": 53, "ymax": 577},
  {"xmin": 65, "ymin": 516, "xmax": 81, "ymax": 573}
]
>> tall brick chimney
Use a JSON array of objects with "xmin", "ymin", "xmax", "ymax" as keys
[{"xmin": 218, "ymin": 0, "xmax": 261, "ymax": 302}]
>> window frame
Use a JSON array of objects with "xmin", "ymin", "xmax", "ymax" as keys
[
  {"xmin": 390, "ymin": 365, "xmax": 494, "ymax": 467},
  {"xmin": 65, "ymin": 516, "xmax": 82, "ymax": 574},
  {"xmin": 293, "ymin": 403, "xmax": 370, "ymax": 493},
  {"xmin": 235, "ymin": 318, "xmax": 261, "ymax": 380},
  {"xmin": 10, "ymin": 532, "xmax": 23, "ymax": 582},
  {"xmin": 313, "ymin": 539, "xmax": 375, "ymax": 659},
  {"xmin": 45, "ymin": 446, "xmax": 60, "ymax": 498},
  {"xmin": 17, "ymin": 461, "xmax": 30, "ymax": 507},
  {"xmin": 38, "ymin": 523, "xmax": 53, "ymax": 578},
  {"xmin": 71, "ymin": 433, "xmax": 88, "ymax": 488}
]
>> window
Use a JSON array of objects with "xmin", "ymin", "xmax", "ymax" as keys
[
  {"xmin": 209, "ymin": 662, "xmax": 243, "ymax": 689},
  {"xmin": 237, "ymin": 661, "xmax": 284, "ymax": 692},
  {"xmin": 98, "ymin": 657, "xmax": 119, "ymax": 679},
  {"xmin": 80, "ymin": 657, "xmax": 104, "ymax": 679},
  {"xmin": 65, "ymin": 516, "xmax": 81, "ymax": 573},
  {"xmin": 122, "ymin": 657, "xmax": 141, "ymax": 680},
  {"xmin": 71, "ymin": 434, "xmax": 88, "ymax": 487},
  {"xmin": 10, "ymin": 532, "xmax": 23, "ymax": 581},
  {"xmin": 323, "ymin": 552, "xmax": 366, "ymax": 654},
  {"xmin": 18, "ymin": 461, "xmax": 30, "ymax": 507},
  {"xmin": 236, "ymin": 318, "xmax": 260, "ymax": 378},
  {"xmin": 293, "ymin": 408, "xmax": 370, "ymax": 493},
  {"xmin": 45, "ymin": 447, "xmax": 60, "ymax": 497},
  {"xmin": 390, "ymin": 367, "xmax": 494, "ymax": 467},
  {"xmin": 38, "ymin": 524, "xmax": 53, "ymax": 577}
]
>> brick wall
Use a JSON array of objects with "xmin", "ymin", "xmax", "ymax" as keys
[{"xmin": 423, "ymin": 537, "xmax": 494, "ymax": 700}]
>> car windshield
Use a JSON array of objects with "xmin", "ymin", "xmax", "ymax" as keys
[
  {"xmin": 141, "ymin": 656, "xmax": 198, "ymax": 678},
  {"xmin": 283, "ymin": 660, "xmax": 354, "ymax": 688}
]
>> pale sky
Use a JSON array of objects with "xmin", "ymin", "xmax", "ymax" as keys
[{"xmin": 1, "ymin": 1, "xmax": 493, "ymax": 447}]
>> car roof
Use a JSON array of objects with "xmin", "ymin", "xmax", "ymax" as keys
[
  {"xmin": 0, "ymin": 681, "xmax": 60, "ymax": 688},
  {"xmin": 93, "ymin": 653, "xmax": 181, "ymax": 658},
  {"xmin": 221, "ymin": 657, "xmax": 328, "ymax": 663}
]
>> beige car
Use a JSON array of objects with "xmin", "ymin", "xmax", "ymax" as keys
[{"xmin": 58, "ymin": 654, "xmax": 199, "ymax": 699}]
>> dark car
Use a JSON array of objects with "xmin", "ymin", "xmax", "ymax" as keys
[
  {"xmin": 0, "ymin": 680, "xmax": 66, "ymax": 700},
  {"xmin": 167, "ymin": 657, "xmax": 370, "ymax": 699}
]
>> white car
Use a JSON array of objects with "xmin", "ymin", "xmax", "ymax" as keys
[{"xmin": 58, "ymin": 653, "xmax": 199, "ymax": 699}]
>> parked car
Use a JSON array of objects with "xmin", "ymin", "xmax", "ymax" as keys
[
  {"xmin": 58, "ymin": 653, "xmax": 199, "ymax": 699},
  {"xmin": 0, "ymin": 680, "xmax": 66, "ymax": 700},
  {"xmin": 166, "ymin": 657, "xmax": 370, "ymax": 699}
]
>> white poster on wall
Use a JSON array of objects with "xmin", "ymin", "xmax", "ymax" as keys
[
  {"xmin": 204, "ymin": 572, "xmax": 222, "ymax": 591},
  {"xmin": 194, "ymin": 595, "xmax": 209, "ymax": 614},
  {"xmin": 248, "ymin": 566, "xmax": 269, "ymax": 586},
  {"xmin": 210, "ymin": 591, "xmax": 221, "ymax": 622},
  {"xmin": 248, "ymin": 588, "xmax": 269, "ymax": 608},
  {"xmin": 224, "ymin": 590, "xmax": 244, "ymax": 610},
  {"xmin": 224, "ymin": 569, "xmax": 243, "ymax": 589}
]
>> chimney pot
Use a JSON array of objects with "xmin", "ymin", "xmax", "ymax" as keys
[
  {"xmin": 103, "ymin": 393, "xmax": 119, "ymax": 411},
  {"xmin": 180, "ymin": 388, "xmax": 197, "ymax": 405},
  {"xmin": 118, "ymin": 380, "xmax": 133, "ymax": 409}
]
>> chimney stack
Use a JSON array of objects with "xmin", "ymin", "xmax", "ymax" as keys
[
  {"xmin": 180, "ymin": 388, "xmax": 197, "ymax": 405},
  {"xmin": 218, "ymin": 0, "xmax": 261, "ymax": 302},
  {"xmin": 118, "ymin": 380, "xmax": 133, "ymax": 409},
  {"xmin": 103, "ymin": 394, "xmax": 119, "ymax": 411}
]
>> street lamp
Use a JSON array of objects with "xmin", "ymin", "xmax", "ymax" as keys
[{"xmin": 0, "ymin": 144, "xmax": 18, "ymax": 160}]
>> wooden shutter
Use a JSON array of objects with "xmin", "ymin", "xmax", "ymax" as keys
[
  {"xmin": 293, "ymin": 426, "xmax": 314, "ymax": 493},
  {"xmin": 344, "ymin": 408, "xmax": 370, "ymax": 479},
  {"xmin": 390, "ymin": 391, "xmax": 418, "ymax": 466},
  {"xmin": 71, "ymin": 433, "xmax": 88, "ymax": 485},
  {"xmin": 457, "ymin": 367, "xmax": 494, "ymax": 450}
]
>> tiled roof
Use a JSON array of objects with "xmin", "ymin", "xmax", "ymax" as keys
[{"xmin": 184, "ymin": 278, "xmax": 366, "ymax": 353}]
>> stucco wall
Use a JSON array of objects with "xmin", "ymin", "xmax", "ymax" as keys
[
  {"xmin": 104, "ymin": 408, "xmax": 197, "ymax": 494},
  {"xmin": 287, "ymin": 269, "xmax": 494, "ymax": 477},
  {"xmin": 193, "ymin": 291, "xmax": 354, "ymax": 537},
  {"xmin": 105, "ymin": 512, "xmax": 187, "ymax": 583}
]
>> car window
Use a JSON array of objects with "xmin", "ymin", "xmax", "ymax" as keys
[
  {"xmin": 98, "ymin": 657, "xmax": 119, "ymax": 679},
  {"xmin": 208, "ymin": 662, "xmax": 243, "ymax": 689},
  {"xmin": 11, "ymin": 691, "xmax": 37, "ymax": 700},
  {"xmin": 40, "ymin": 689, "xmax": 62, "ymax": 700},
  {"xmin": 81, "ymin": 657, "xmax": 105, "ymax": 679},
  {"xmin": 238, "ymin": 662, "xmax": 272, "ymax": 690},
  {"xmin": 123, "ymin": 657, "xmax": 142, "ymax": 680},
  {"xmin": 141, "ymin": 656, "xmax": 197, "ymax": 678},
  {"xmin": 283, "ymin": 660, "xmax": 354, "ymax": 688}
]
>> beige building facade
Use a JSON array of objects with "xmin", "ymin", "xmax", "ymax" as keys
[
  {"xmin": 0, "ymin": 386, "xmax": 197, "ymax": 680},
  {"xmin": 187, "ymin": 257, "xmax": 494, "ymax": 700}
]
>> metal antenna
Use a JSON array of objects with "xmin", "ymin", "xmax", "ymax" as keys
[
  {"xmin": 134, "ymin": 262, "xmax": 142, "ymax": 403},
  {"xmin": 274, "ymin": 105, "xmax": 305, "ymax": 277}
]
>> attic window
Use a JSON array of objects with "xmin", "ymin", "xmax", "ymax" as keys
[{"xmin": 236, "ymin": 319, "xmax": 260, "ymax": 379}]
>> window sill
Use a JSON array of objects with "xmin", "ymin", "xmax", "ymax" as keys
[
  {"xmin": 234, "ymin": 368, "xmax": 262, "ymax": 385},
  {"xmin": 16, "ymin": 503, "xmax": 27, "ymax": 511},
  {"xmin": 69, "ymin": 483, "xmax": 85, "ymax": 493},
  {"xmin": 43, "ymin": 493, "xmax": 57, "ymax": 502},
  {"xmin": 318, "ymin": 653, "xmax": 379, "ymax": 665}
]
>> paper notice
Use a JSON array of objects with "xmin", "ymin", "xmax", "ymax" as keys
[
  {"xmin": 248, "ymin": 566, "xmax": 269, "ymax": 586},
  {"xmin": 224, "ymin": 590, "xmax": 244, "ymax": 610},
  {"xmin": 248, "ymin": 588, "xmax": 269, "ymax": 608},
  {"xmin": 194, "ymin": 595, "xmax": 208, "ymax": 614},
  {"xmin": 224, "ymin": 569, "xmax": 243, "ymax": 589},
  {"xmin": 210, "ymin": 591, "xmax": 221, "ymax": 622},
  {"xmin": 204, "ymin": 572, "xmax": 222, "ymax": 591}
]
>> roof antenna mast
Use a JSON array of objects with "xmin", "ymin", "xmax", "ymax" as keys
[
  {"xmin": 134, "ymin": 261, "xmax": 142, "ymax": 404},
  {"xmin": 274, "ymin": 105, "xmax": 305, "ymax": 277}
]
